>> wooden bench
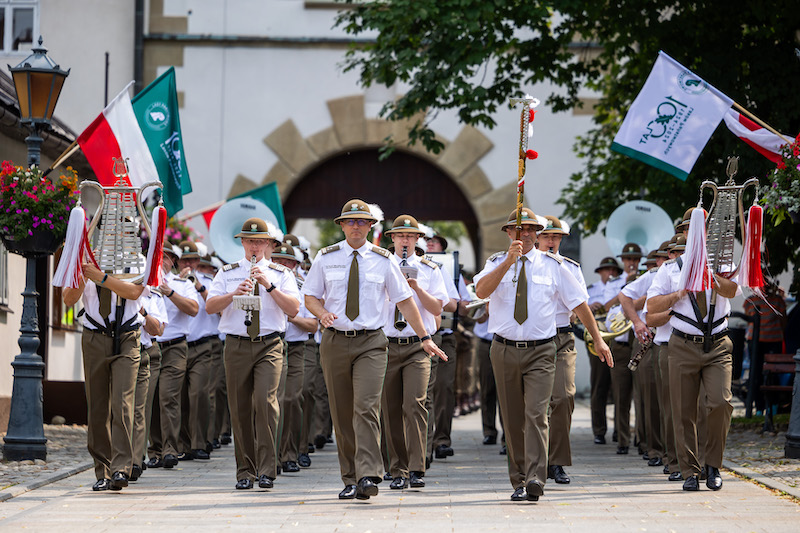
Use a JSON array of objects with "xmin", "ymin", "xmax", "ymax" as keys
[{"xmin": 761, "ymin": 353, "xmax": 796, "ymax": 432}]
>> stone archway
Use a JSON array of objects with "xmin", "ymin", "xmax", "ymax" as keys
[{"xmin": 226, "ymin": 95, "xmax": 516, "ymax": 263}]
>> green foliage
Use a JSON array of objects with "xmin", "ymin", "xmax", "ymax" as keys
[{"xmin": 337, "ymin": 0, "xmax": 800, "ymax": 296}]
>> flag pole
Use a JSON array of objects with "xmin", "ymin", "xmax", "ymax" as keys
[
  {"xmin": 732, "ymin": 102, "xmax": 792, "ymax": 144},
  {"xmin": 42, "ymin": 140, "xmax": 80, "ymax": 176},
  {"xmin": 177, "ymin": 200, "xmax": 225, "ymax": 222}
]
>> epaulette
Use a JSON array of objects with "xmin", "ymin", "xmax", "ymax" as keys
[
  {"xmin": 648, "ymin": 265, "xmax": 660, "ymax": 273},
  {"xmin": 609, "ymin": 274, "xmax": 622, "ymax": 282},
  {"xmin": 562, "ymin": 256, "xmax": 580, "ymax": 267},
  {"xmin": 321, "ymin": 244, "xmax": 340, "ymax": 255},
  {"xmin": 222, "ymin": 263, "xmax": 240, "ymax": 272},
  {"xmin": 663, "ymin": 258, "xmax": 677, "ymax": 265},
  {"xmin": 423, "ymin": 255, "xmax": 443, "ymax": 268},
  {"xmin": 587, "ymin": 282, "xmax": 597, "ymax": 290},
  {"xmin": 371, "ymin": 246, "xmax": 391, "ymax": 258},
  {"xmin": 420, "ymin": 257, "xmax": 439, "ymax": 269},
  {"xmin": 269, "ymin": 263, "xmax": 290, "ymax": 273},
  {"xmin": 173, "ymin": 277, "xmax": 189, "ymax": 282},
  {"xmin": 488, "ymin": 251, "xmax": 505, "ymax": 262},
  {"xmin": 544, "ymin": 251, "xmax": 563, "ymax": 264}
]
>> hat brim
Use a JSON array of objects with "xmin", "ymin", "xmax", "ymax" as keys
[
  {"xmin": 271, "ymin": 253, "xmax": 299, "ymax": 262},
  {"xmin": 539, "ymin": 228, "xmax": 569, "ymax": 236},
  {"xmin": 501, "ymin": 220, "xmax": 544, "ymax": 232},
  {"xmin": 235, "ymin": 232, "xmax": 279, "ymax": 242},
  {"xmin": 594, "ymin": 265, "xmax": 623, "ymax": 274},
  {"xmin": 385, "ymin": 227, "xmax": 425, "ymax": 236},
  {"xmin": 618, "ymin": 253, "xmax": 643, "ymax": 259},
  {"xmin": 333, "ymin": 212, "xmax": 377, "ymax": 224}
]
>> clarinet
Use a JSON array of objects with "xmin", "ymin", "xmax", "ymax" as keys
[
  {"xmin": 394, "ymin": 246, "xmax": 408, "ymax": 330},
  {"xmin": 244, "ymin": 255, "xmax": 258, "ymax": 327},
  {"xmin": 628, "ymin": 328, "xmax": 655, "ymax": 371}
]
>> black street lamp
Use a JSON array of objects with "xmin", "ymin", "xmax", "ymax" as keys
[{"xmin": 3, "ymin": 36, "xmax": 69, "ymax": 461}]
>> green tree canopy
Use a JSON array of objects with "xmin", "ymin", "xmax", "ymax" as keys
[{"xmin": 337, "ymin": 0, "xmax": 800, "ymax": 295}]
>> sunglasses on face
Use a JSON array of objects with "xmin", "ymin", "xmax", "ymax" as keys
[{"xmin": 344, "ymin": 219, "xmax": 370, "ymax": 227}]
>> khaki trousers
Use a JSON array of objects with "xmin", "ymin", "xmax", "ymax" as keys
[
  {"xmin": 82, "ymin": 329, "xmax": 140, "ymax": 480},
  {"xmin": 132, "ymin": 343, "xmax": 158, "ymax": 465},
  {"xmin": 320, "ymin": 329, "xmax": 388, "ymax": 485},
  {"xmin": 310, "ymin": 342, "xmax": 332, "ymax": 440},
  {"xmin": 548, "ymin": 332, "xmax": 576, "ymax": 466},
  {"xmin": 455, "ymin": 329, "xmax": 475, "ymax": 396},
  {"xmin": 158, "ymin": 340, "xmax": 187, "ymax": 457},
  {"xmin": 425, "ymin": 357, "xmax": 438, "ymax": 461},
  {"xmin": 610, "ymin": 340, "xmax": 633, "ymax": 447},
  {"xmin": 207, "ymin": 337, "xmax": 229, "ymax": 442},
  {"xmin": 588, "ymin": 346, "xmax": 613, "ymax": 438},
  {"xmin": 491, "ymin": 339, "xmax": 557, "ymax": 489},
  {"xmin": 477, "ymin": 337, "xmax": 500, "ymax": 439},
  {"xmin": 180, "ymin": 340, "xmax": 212, "ymax": 452},
  {"xmin": 279, "ymin": 340, "xmax": 306, "ymax": 463},
  {"xmin": 668, "ymin": 333, "xmax": 733, "ymax": 478},
  {"xmin": 433, "ymin": 333, "xmax": 457, "ymax": 448},
  {"xmin": 639, "ymin": 347, "xmax": 663, "ymax": 459},
  {"xmin": 382, "ymin": 341, "xmax": 431, "ymax": 478},
  {"xmin": 655, "ymin": 344, "xmax": 679, "ymax": 473},
  {"xmin": 146, "ymin": 344, "xmax": 163, "ymax": 459},
  {"xmin": 300, "ymin": 338, "xmax": 318, "ymax": 449},
  {"xmin": 225, "ymin": 335, "xmax": 283, "ymax": 481}
]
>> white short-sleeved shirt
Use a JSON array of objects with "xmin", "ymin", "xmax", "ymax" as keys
[
  {"xmin": 587, "ymin": 280, "xmax": 607, "ymax": 306},
  {"xmin": 647, "ymin": 259, "xmax": 740, "ymax": 336},
  {"xmin": 81, "ymin": 281, "xmax": 144, "ymax": 330},
  {"xmin": 602, "ymin": 274, "xmax": 627, "ymax": 304},
  {"xmin": 473, "ymin": 318, "xmax": 492, "ymax": 341},
  {"xmin": 555, "ymin": 255, "xmax": 588, "ymax": 328},
  {"xmin": 140, "ymin": 291, "xmax": 168, "ymax": 348},
  {"xmin": 621, "ymin": 268, "xmax": 657, "ymax": 323},
  {"xmin": 209, "ymin": 257, "xmax": 300, "ymax": 337},
  {"xmin": 157, "ymin": 272, "xmax": 200, "ymax": 342},
  {"xmin": 642, "ymin": 300, "xmax": 672, "ymax": 345},
  {"xmin": 473, "ymin": 248, "xmax": 587, "ymax": 341},
  {"xmin": 382, "ymin": 254, "xmax": 449, "ymax": 338},
  {"xmin": 188, "ymin": 271, "xmax": 219, "ymax": 342},
  {"xmin": 286, "ymin": 293, "xmax": 315, "ymax": 343}
]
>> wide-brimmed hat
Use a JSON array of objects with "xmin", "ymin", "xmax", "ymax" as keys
[
  {"xmin": 162, "ymin": 242, "xmax": 180, "ymax": 259},
  {"xmin": 333, "ymin": 199, "xmax": 378, "ymax": 224},
  {"xmin": 501, "ymin": 207, "xmax": 545, "ymax": 232},
  {"xmin": 654, "ymin": 240, "xmax": 672, "ymax": 258},
  {"xmin": 676, "ymin": 207, "xmax": 708, "ymax": 232},
  {"xmin": 177, "ymin": 240, "xmax": 200, "ymax": 259},
  {"xmin": 235, "ymin": 217, "xmax": 281, "ymax": 244},
  {"xmin": 424, "ymin": 233, "xmax": 448, "ymax": 251},
  {"xmin": 272, "ymin": 243, "xmax": 299, "ymax": 263},
  {"xmin": 618, "ymin": 242, "xmax": 643, "ymax": 259},
  {"xmin": 670, "ymin": 234, "xmax": 686, "ymax": 252},
  {"xmin": 594, "ymin": 256, "xmax": 623, "ymax": 274},
  {"xmin": 385, "ymin": 215, "xmax": 426, "ymax": 236},
  {"xmin": 199, "ymin": 254, "xmax": 223, "ymax": 270},
  {"xmin": 539, "ymin": 215, "xmax": 569, "ymax": 235}
]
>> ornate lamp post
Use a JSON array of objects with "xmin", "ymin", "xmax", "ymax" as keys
[{"xmin": 2, "ymin": 37, "xmax": 69, "ymax": 461}]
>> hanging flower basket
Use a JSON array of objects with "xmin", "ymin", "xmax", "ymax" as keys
[{"xmin": 0, "ymin": 226, "xmax": 64, "ymax": 257}]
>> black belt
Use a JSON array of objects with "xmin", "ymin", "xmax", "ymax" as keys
[
  {"xmin": 326, "ymin": 327, "xmax": 379, "ymax": 338},
  {"xmin": 387, "ymin": 336, "xmax": 421, "ymax": 345},
  {"xmin": 557, "ymin": 326, "xmax": 574, "ymax": 334},
  {"xmin": 493, "ymin": 334, "xmax": 555, "ymax": 349},
  {"xmin": 187, "ymin": 335, "xmax": 215, "ymax": 348},
  {"xmin": 479, "ymin": 337, "xmax": 493, "ymax": 345},
  {"xmin": 672, "ymin": 329, "xmax": 729, "ymax": 344},
  {"xmin": 159, "ymin": 336, "xmax": 186, "ymax": 348},
  {"xmin": 227, "ymin": 331, "xmax": 284, "ymax": 343},
  {"xmin": 287, "ymin": 340, "xmax": 306, "ymax": 347},
  {"xmin": 615, "ymin": 340, "xmax": 630, "ymax": 347}
]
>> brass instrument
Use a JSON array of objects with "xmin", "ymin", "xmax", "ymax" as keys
[
  {"xmin": 583, "ymin": 311, "xmax": 633, "ymax": 357},
  {"xmin": 233, "ymin": 255, "xmax": 261, "ymax": 327},
  {"xmin": 628, "ymin": 328, "xmax": 655, "ymax": 371},
  {"xmin": 180, "ymin": 270, "xmax": 197, "ymax": 283},
  {"xmin": 394, "ymin": 246, "xmax": 410, "ymax": 330}
]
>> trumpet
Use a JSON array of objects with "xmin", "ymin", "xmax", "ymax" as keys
[
  {"xmin": 180, "ymin": 269, "xmax": 197, "ymax": 283},
  {"xmin": 394, "ymin": 246, "xmax": 409, "ymax": 330},
  {"xmin": 233, "ymin": 255, "xmax": 262, "ymax": 327}
]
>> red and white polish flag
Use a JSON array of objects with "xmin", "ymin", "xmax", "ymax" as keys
[
  {"xmin": 77, "ymin": 81, "xmax": 159, "ymax": 188},
  {"xmin": 723, "ymin": 109, "xmax": 787, "ymax": 163}
]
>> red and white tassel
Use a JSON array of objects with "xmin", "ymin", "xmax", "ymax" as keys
[
  {"xmin": 739, "ymin": 205, "xmax": 765, "ymax": 290},
  {"xmin": 53, "ymin": 205, "xmax": 98, "ymax": 288},
  {"xmin": 679, "ymin": 208, "xmax": 712, "ymax": 292},
  {"xmin": 142, "ymin": 205, "xmax": 167, "ymax": 287}
]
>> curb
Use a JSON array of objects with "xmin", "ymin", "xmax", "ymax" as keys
[
  {"xmin": 722, "ymin": 459, "xmax": 800, "ymax": 500},
  {"xmin": 0, "ymin": 461, "xmax": 93, "ymax": 502}
]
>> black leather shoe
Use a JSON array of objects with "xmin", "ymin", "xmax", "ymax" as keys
[
  {"xmin": 146, "ymin": 457, "xmax": 163, "ymax": 468},
  {"xmin": 389, "ymin": 477, "xmax": 408, "ymax": 489},
  {"xmin": 682, "ymin": 475, "xmax": 700, "ymax": 491},
  {"xmin": 307, "ymin": 443, "xmax": 315, "ymax": 454},
  {"xmin": 314, "ymin": 434, "xmax": 327, "ymax": 449},
  {"xmin": 383, "ymin": 471, "xmax": 393, "ymax": 481},
  {"xmin": 548, "ymin": 465, "xmax": 570, "ymax": 484},
  {"xmin": 327, "ymin": 436, "xmax": 333, "ymax": 443},
  {"xmin": 163, "ymin": 454, "xmax": 178, "ymax": 468},
  {"xmin": 593, "ymin": 435, "xmax": 606, "ymax": 445},
  {"xmin": 258, "ymin": 475, "xmax": 274, "ymax": 489},
  {"xmin": 356, "ymin": 477, "xmax": 379, "ymax": 500},
  {"xmin": 193, "ymin": 449, "xmax": 211, "ymax": 460},
  {"xmin": 212, "ymin": 438, "xmax": 221, "ymax": 449},
  {"xmin": 235, "ymin": 478, "xmax": 253, "ymax": 490},
  {"xmin": 526, "ymin": 479, "xmax": 544, "ymax": 501},
  {"xmin": 648, "ymin": 457, "xmax": 664, "ymax": 467},
  {"xmin": 130, "ymin": 464, "xmax": 143, "ymax": 482},
  {"xmin": 92, "ymin": 478, "xmax": 111, "ymax": 491},
  {"xmin": 663, "ymin": 465, "xmax": 670, "ymax": 475},
  {"xmin": 298, "ymin": 453, "xmax": 311, "ymax": 468},
  {"xmin": 110, "ymin": 471, "xmax": 129, "ymax": 490},
  {"xmin": 510, "ymin": 487, "xmax": 528, "ymax": 501},
  {"xmin": 668, "ymin": 471, "xmax": 683, "ymax": 482},
  {"xmin": 276, "ymin": 463, "xmax": 282, "ymax": 475},
  {"xmin": 434, "ymin": 444, "xmax": 454, "ymax": 458},
  {"xmin": 706, "ymin": 466, "xmax": 723, "ymax": 491},
  {"xmin": 499, "ymin": 445, "xmax": 507, "ymax": 455},
  {"xmin": 642, "ymin": 452, "xmax": 650, "ymax": 460},
  {"xmin": 616, "ymin": 446, "xmax": 629, "ymax": 455},
  {"xmin": 612, "ymin": 430, "xmax": 618, "ymax": 442},
  {"xmin": 483, "ymin": 435, "xmax": 497, "ymax": 445},
  {"xmin": 426, "ymin": 456, "xmax": 432, "ymax": 469},
  {"xmin": 177, "ymin": 452, "xmax": 193, "ymax": 461},
  {"xmin": 282, "ymin": 461, "xmax": 300, "ymax": 473},
  {"xmin": 221, "ymin": 433, "xmax": 232, "ymax": 445},
  {"xmin": 339, "ymin": 484, "xmax": 357, "ymax": 499},
  {"xmin": 699, "ymin": 466, "xmax": 707, "ymax": 480},
  {"xmin": 410, "ymin": 471, "xmax": 425, "ymax": 488}
]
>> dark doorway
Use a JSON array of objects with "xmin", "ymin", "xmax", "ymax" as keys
[{"xmin": 282, "ymin": 148, "xmax": 480, "ymax": 265}]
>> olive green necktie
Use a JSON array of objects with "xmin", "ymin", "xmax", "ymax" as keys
[
  {"xmin": 697, "ymin": 290, "xmax": 708, "ymax": 320},
  {"xmin": 98, "ymin": 285, "xmax": 112, "ymax": 319},
  {"xmin": 345, "ymin": 251, "xmax": 360, "ymax": 321},
  {"xmin": 514, "ymin": 256, "xmax": 528, "ymax": 325},
  {"xmin": 248, "ymin": 283, "xmax": 260, "ymax": 340}
]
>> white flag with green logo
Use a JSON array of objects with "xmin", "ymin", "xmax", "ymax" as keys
[{"xmin": 611, "ymin": 52, "xmax": 733, "ymax": 181}]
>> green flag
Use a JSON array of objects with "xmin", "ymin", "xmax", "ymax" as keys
[
  {"xmin": 232, "ymin": 182, "xmax": 287, "ymax": 233},
  {"xmin": 132, "ymin": 67, "xmax": 191, "ymax": 217}
]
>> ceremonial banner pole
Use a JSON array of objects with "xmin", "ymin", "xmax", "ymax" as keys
[{"xmin": 509, "ymin": 96, "xmax": 539, "ymax": 240}]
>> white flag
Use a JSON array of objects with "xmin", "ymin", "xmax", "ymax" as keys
[{"xmin": 611, "ymin": 51, "xmax": 733, "ymax": 181}]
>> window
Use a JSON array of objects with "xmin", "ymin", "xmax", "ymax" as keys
[
  {"xmin": 0, "ymin": 240, "xmax": 8, "ymax": 309},
  {"xmin": 1, "ymin": 1, "xmax": 37, "ymax": 53}
]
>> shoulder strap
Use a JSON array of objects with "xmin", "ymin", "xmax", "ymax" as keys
[
  {"xmin": 371, "ymin": 246, "xmax": 391, "ymax": 258},
  {"xmin": 321, "ymin": 244, "xmax": 340, "ymax": 255}
]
